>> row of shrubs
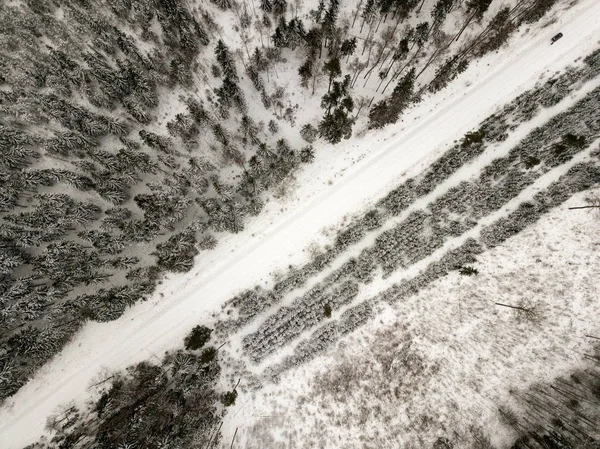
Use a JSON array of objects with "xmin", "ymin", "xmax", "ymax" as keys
[
  {"xmin": 368, "ymin": 84, "xmax": 599, "ymax": 277},
  {"xmin": 240, "ymin": 86, "xmax": 600, "ymax": 371},
  {"xmin": 260, "ymin": 158, "xmax": 600, "ymax": 380},
  {"xmin": 221, "ymin": 53, "xmax": 600, "ymax": 329},
  {"xmin": 218, "ymin": 53, "xmax": 600, "ymax": 355},
  {"xmin": 217, "ymin": 211, "xmax": 383, "ymax": 336},
  {"xmin": 218, "ymin": 128, "xmax": 489, "ymax": 331},
  {"xmin": 264, "ymin": 300, "xmax": 375, "ymax": 382},
  {"xmin": 481, "ymin": 161, "xmax": 600, "ymax": 248},
  {"xmin": 242, "ymin": 281, "xmax": 359, "ymax": 363}
]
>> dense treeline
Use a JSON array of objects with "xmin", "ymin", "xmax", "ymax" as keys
[
  {"xmin": 0, "ymin": 0, "xmax": 310, "ymax": 402},
  {"xmin": 27, "ymin": 344, "xmax": 227, "ymax": 448},
  {"xmin": 502, "ymin": 347, "xmax": 600, "ymax": 449}
]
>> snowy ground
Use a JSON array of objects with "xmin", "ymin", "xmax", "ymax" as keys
[
  {"xmin": 229, "ymin": 186, "xmax": 600, "ymax": 449},
  {"xmin": 2, "ymin": 0, "xmax": 600, "ymax": 447}
]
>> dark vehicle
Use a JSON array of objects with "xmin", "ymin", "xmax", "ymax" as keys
[{"xmin": 551, "ymin": 32, "xmax": 563, "ymax": 44}]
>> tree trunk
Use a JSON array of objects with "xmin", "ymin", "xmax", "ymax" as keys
[
  {"xmin": 363, "ymin": 41, "xmax": 391, "ymax": 85},
  {"xmin": 352, "ymin": 68, "xmax": 365, "ymax": 87},
  {"xmin": 354, "ymin": 102, "xmax": 365, "ymax": 118},
  {"xmin": 495, "ymin": 302, "xmax": 529, "ymax": 312},
  {"xmin": 352, "ymin": 0, "xmax": 363, "ymax": 27},
  {"xmin": 386, "ymin": 40, "xmax": 419, "ymax": 82},
  {"xmin": 415, "ymin": 48, "xmax": 440, "ymax": 79},
  {"xmin": 568, "ymin": 205, "xmax": 600, "ymax": 210},
  {"xmin": 453, "ymin": 11, "xmax": 477, "ymax": 43},
  {"xmin": 230, "ymin": 428, "xmax": 239, "ymax": 449},
  {"xmin": 371, "ymin": 17, "xmax": 402, "ymax": 73},
  {"xmin": 207, "ymin": 422, "xmax": 224, "ymax": 449},
  {"xmin": 375, "ymin": 13, "xmax": 383, "ymax": 33},
  {"xmin": 360, "ymin": 17, "xmax": 368, "ymax": 33}
]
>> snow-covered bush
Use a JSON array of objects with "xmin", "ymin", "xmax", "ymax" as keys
[
  {"xmin": 184, "ymin": 325, "xmax": 213, "ymax": 350},
  {"xmin": 243, "ymin": 281, "xmax": 360, "ymax": 363},
  {"xmin": 300, "ymin": 123, "xmax": 319, "ymax": 143}
]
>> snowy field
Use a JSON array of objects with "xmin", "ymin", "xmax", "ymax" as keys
[
  {"xmin": 228, "ymin": 185, "xmax": 600, "ymax": 448},
  {"xmin": 2, "ymin": 0, "xmax": 600, "ymax": 447}
]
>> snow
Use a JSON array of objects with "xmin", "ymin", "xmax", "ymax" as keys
[
  {"xmin": 228, "ymin": 72, "xmax": 600, "ymax": 368},
  {"xmin": 2, "ymin": 0, "xmax": 600, "ymax": 447},
  {"xmin": 228, "ymin": 185, "xmax": 600, "ymax": 448},
  {"xmin": 249, "ymin": 135, "xmax": 600, "ymax": 374}
]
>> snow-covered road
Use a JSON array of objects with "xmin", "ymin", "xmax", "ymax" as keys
[{"xmin": 2, "ymin": 1, "xmax": 600, "ymax": 447}]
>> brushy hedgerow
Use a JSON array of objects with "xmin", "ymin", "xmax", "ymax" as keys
[
  {"xmin": 237, "ymin": 80, "xmax": 600, "ymax": 370},
  {"xmin": 219, "ymin": 50, "xmax": 600, "ymax": 336},
  {"xmin": 242, "ymin": 280, "xmax": 360, "ymax": 363},
  {"xmin": 257, "ymin": 158, "xmax": 600, "ymax": 382},
  {"xmin": 242, "ymin": 197, "xmax": 600, "ymax": 448},
  {"xmin": 214, "ymin": 81, "xmax": 599, "ymax": 389}
]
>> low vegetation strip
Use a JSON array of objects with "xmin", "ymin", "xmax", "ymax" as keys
[
  {"xmin": 236, "ymin": 80, "xmax": 600, "ymax": 365},
  {"xmin": 218, "ymin": 48, "xmax": 600, "ymax": 335},
  {"xmin": 262, "ymin": 159, "xmax": 600, "ymax": 382}
]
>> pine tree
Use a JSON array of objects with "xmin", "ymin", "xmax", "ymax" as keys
[
  {"xmin": 389, "ymin": 67, "xmax": 415, "ymax": 111},
  {"xmin": 429, "ymin": 57, "xmax": 460, "ymax": 92},
  {"xmin": 321, "ymin": 75, "xmax": 351, "ymax": 114},
  {"xmin": 272, "ymin": 0, "xmax": 287, "ymax": 16},
  {"xmin": 318, "ymin": 108, "xmax": 355, "ymax": 144},
  {"xmin": 215, "ymin": 40, "xmax": 238, "ymax": 82},
  {"xmin": 414, "ymin": 21, "xmax": 430, "ymax": 47},
  {"xmin": 260, "ymin": 0, "xmax": 273, "ymax": 13},
  {"xmin": 323, "ymin": 0, "xmax": 341, "ymax": 39},
  {"xmin": 305, "ymin": 27, "xmax": 323, "ymax": 58},
  {"xmin": 341, "ymin": 37, "xmax": 357, "ymax": 62},
  {"xmin": 323, "ymin": 57, "xmax": 341, "ymax": 92},
  {"xmin": 272, "ymin": 19, "xmax": 289, "ymax": 48},
  {"xmin": 313, "ymin": 0, "xmax": 326, "ymax": 23},
  {"xmin": 299, "ymin": 59, "xmax": 314, "ymax": 87},
  {"xmin": 432, "ymin": 0, "xmax": 455, "ymax": 28},
  {"xmin": 300, "ymin": 145, "xmax": 316, "ymax": 162},
  {"xmin": 369, "ymin": 68, "xmax": 415, "ymax": 128},
  {"xmin": 184, "ymin": 325, "xmax": 213, "ymax": 350},
  {"xmin": 393, "ymin": 0, "xmax": 419, "ymax": 20},
  {"xmin": 467, "ymin": 0, "xmax": 493, "ymax": 20},
  {"xmin": 300, "ymin": 124, "xmax": 318, "ymax": 143},
  {"xmin": 360, "ymin": 0, "xmax": 376, "ymax": 33}
]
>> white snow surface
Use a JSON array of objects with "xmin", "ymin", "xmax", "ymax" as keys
[
  {"xmin": 230, "ymin": 186, "xmax": 600, "ymax": 449},
  {"xmin": 2, "ymin": 0, "xmax": 600, "ymax": 447}
]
